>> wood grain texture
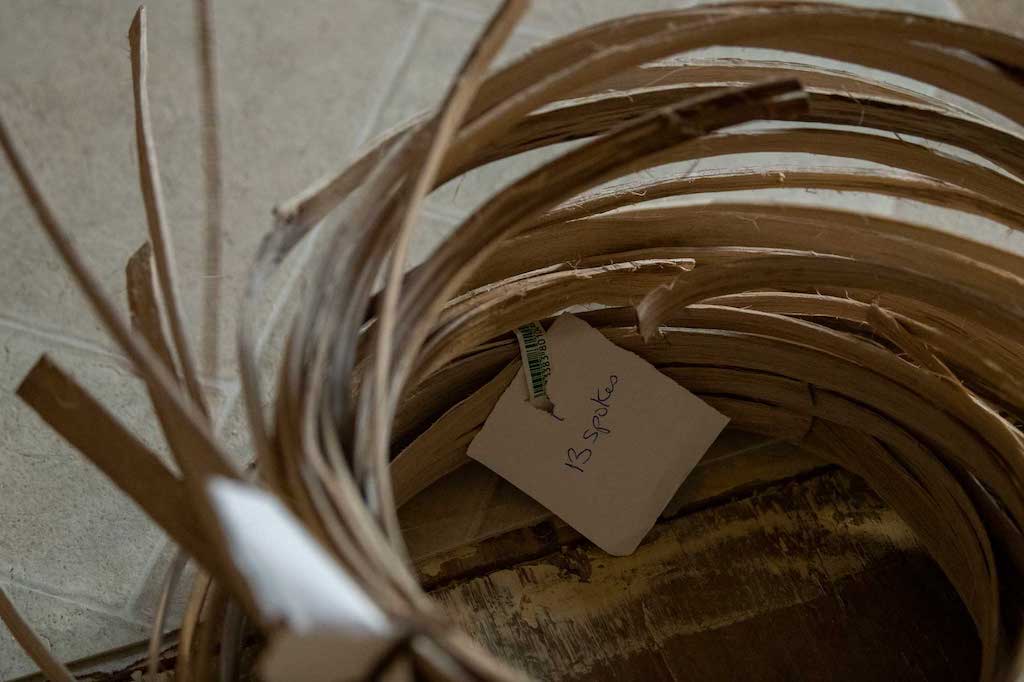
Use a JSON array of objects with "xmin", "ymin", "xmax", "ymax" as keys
[
  {"xmin": 7, "ymin": 2, "xmax": 1024, "ymax": 680},
  {"xmin": 430, "ymin": 469, "xmax": 978, "ymax": 682}
]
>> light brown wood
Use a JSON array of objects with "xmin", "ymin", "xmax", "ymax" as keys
[
  {"xmin": 428, "ymin": 468, "xmax": 979, "ymax": 682},
  {"xmin": 6, "ymin": 2, "xmax": 1024, "ymax": 681}
]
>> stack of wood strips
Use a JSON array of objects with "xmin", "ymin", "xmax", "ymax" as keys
[{"xmin": 3, "ymin": 1, "xmax": 1024, "ymax": 680}]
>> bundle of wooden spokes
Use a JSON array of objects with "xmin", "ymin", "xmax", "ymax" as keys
[{"xmin": 3, "ymin": 1, "xmax": 1024, "ymax": 680}]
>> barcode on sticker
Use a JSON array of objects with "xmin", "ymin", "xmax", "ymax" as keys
[{"xmin": 514, "ymin": 321, "xmax": 551, "ymax": 401}]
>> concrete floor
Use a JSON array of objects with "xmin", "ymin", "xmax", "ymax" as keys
[{"xmin": 0, "ymin": 0, "xmax": 1017, "ymax": 677}]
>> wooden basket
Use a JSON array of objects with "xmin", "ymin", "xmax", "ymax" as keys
[{"xmin": 3, "ymin": 2, "xmax": 1024, "ymax": 681}]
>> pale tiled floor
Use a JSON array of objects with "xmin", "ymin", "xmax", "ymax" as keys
[{"xmin": 2, "ymin": 0, "xmax": 1014, "ymax": 677}]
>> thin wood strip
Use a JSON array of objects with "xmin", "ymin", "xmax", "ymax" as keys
[
  {"xmin": 0, "ymin": 120, "xmax": 235, "ymax": 484},
  {"xmin": 147, "ymin": 550, "xmax": 188, "ymax": 682},
  {"xmin": 392, "ymin": 361, "xmax": 519, "ymax": 507},
  {"xmin": 584, "ymin": 42, "xmax": 1020, "ymax": 124},
  {"xmin": 125, "ymin": 242, "xmax": 236, "ymax": 486},
  {"xmin": 368, "ymin": 0, "xmax": 528, "ymax": 547},
  {"xmin": 866, "ymin": 303, "xmax": 959, "ymax": 383},
  {"xmin": 15, "ymin": 356, "xmax": 219, "ymax": 571},
  {"xmin": 129, "ymin": 8, "xmax": 208, "ymax": 415},
  {"xmin": 419, "ymin": 245, "xmax": 1024, "ymax": 386},
  {"xmin": 463, "ymin": 203, "xmax": 1024, "ymax": 294},
  {"xmin": 0, "ymin": 589, "xmax": 74, "ymax": 682},
  {"xmin": 193, "ymin": 0, "xmax": 224, "ymax": 380},
  {"xmin": 175, "ymin": 572, "xmax": 211, "ymax": 682},
  {"xmin": 126, "ymin": 242, "xmax": 177, "ymax": 374},
  {"xmin": 636, "ymin": 252, "xmax": 1024, "ymax": 344},
  {"xmin": 0, "ymin": 105, "xmax": 254, "ymax": 618},
  {"xmin": 495, "ymin": 86, "xmax": 1024, "ymax": 181},
  {"xmin": 273, "ymin": 4, "xmax": 1024, "ymax": 246},
  {"xmin": 466, "ymin": 4, "xmax": 1024, "ymax": 130},
  {"xmin": 548, "ymin": 127, "xmax": 1024, "ymax": 222},
  {"xmin": 528, "ymin": 168, "xmax": 1024, "ymax": 236},
  {"xmin": 402, "ymin": 320, "xmax": 1024, "ymax": 541},
  {"xmin": 587, "ymin": 59, "xmax": 937, "ymax": 107},
  {"xmin": 393, "ymin": 82, "xmax": 809, "ymax": 396}
]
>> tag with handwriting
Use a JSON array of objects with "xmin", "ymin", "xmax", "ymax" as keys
[{"xmin": 468, "ymin": 313, "xmax": 729, "ymax": 555}]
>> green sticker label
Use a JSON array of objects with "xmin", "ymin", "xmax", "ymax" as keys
[{"xmin": 514, "ymin": 321, "xmax": 551, "ymax": 401}]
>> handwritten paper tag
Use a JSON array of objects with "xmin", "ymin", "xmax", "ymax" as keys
[{"xmin": 468, "ymin": 313, "xmax": 729, "ymax": 555}]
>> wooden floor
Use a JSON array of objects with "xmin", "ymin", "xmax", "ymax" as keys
[{"xmin": 421, "ymin": 467, "xmax": 978, "ymax": 682}]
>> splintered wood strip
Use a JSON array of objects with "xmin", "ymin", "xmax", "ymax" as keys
[
  {"xmin": 459, "ymin": 203, "xmax": 1024, "ymax": 295},
  {"xmin": 493, "ymin": 86, "xmax": 1024, "ymax": 181},
  {"xmin": 0, "ymin": 589, "xmax": 74, "ymax": 682},
  {"xmin": 420, "ymin": 261, "xmax": 692, "ymax": 375},
  {"xmin": 582, "ymin": 43, "xmax": 1020, "ymax": 123},
  {"xmin": 635, "ymin": 252, "xmax": 1024, "ymax": 347},
  {"xmin": 525, "ymin": 168, "xmax": 1024, "ymax": 236},
  {"xmin": 467, "ymin": 4, "xmax": 1024, "ymax": 121},
  {"xmin": 129, "ymin": 8, "xmax": 208, "ymax": 416},
  {"xmin": 393, "ymin": 81, "xmax": 810, "ymax": 394},
  {"xmin": 451, "ymin": 10, "xmax": 1024, "ymax": 182},
  {"xmin": 587, "ymin": 59, "xmax": 938, "ymax": 107},
  {"xmin": 866, "ymin": 304, "xmax": 959, "ymax": 383},
  {"xmin": 125, "ymin": 242, "xmax": 177, "ymax": 373},
  {"xmin": 418, "ymin": 248, "xmax": 1024, "ymax": 388},
  {"xmin": 126, "ymin": 242, "xmax": 231, "ymax": 483},
  {"xmin": 769, "ymin": 35, "xmax": 1022, "ymax": 121},
  {"xmin": 531, "ymin": 127, "xmax": 1024, "ymax": 220}
]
